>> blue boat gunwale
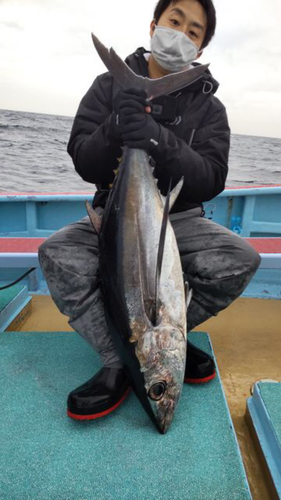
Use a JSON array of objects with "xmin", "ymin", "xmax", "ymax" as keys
[
  {"xmin": 0, "ymin": 184, "xmax": 281, "ymax": 202},
  {"xmin": 1, "ymin": 186, "xmax": 281, "ymax": 297},
  {"xmin": 2, "ymin": 186, "xmax": 281, "ymax": 240}
]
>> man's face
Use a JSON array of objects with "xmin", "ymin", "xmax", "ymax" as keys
[{"xmin": 150, "ymin": 0, "xmax": 207, "ymax": 52}]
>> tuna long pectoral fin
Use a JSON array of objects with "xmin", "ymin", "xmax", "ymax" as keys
[
  {"xmin": 152, "ymin": 179, "xmax": 172, "ymax": 325},
  {"xmin": 91, "ymin": 33, "xmax": 209, "ymax": 99},
  {"xmin": 85, "ymin": 200, "xmax": 102, "ymax": 234}
]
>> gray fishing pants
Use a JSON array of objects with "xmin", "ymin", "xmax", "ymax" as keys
[{"xmin": 38, "ymin": 207, "xmax": 261, "ymax": 367}]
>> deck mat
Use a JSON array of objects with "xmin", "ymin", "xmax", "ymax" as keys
[
  {"xmin": 0, "ymin": 285, "xmax": 25, "ymax": 313},
  {"xmin": 259, "ymin": 382, "xmax": 281, "ymax": 444},
  {"xmin": 0, "ymin": 331, "xmax": 251, "ymax": 500}
]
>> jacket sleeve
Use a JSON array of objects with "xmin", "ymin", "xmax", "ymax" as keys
[
  {"xmin": 67, "ymin": 73, "xmax": 122, "ymax": 185},
  {"xmin": 153, "ymin": 100, "xmax": 230, "ymax": 202}
]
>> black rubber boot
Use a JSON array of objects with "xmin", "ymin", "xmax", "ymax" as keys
[
  {"xmin": 184, "ymin": 339, "xmax": 216, "ymax": 384},
  {"xmin": 67, "ymin": 367, "xmax": 131, "ymax": 420}
]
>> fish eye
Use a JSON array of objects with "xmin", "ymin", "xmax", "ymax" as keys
[{"xmin": 148, "ymin": 382, "xmax": 167, "ymax": 401}]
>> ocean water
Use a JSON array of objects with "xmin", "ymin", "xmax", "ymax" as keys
[{"xmin": 0, "ymin": 108, "xmax": 280, "ymax": 193}]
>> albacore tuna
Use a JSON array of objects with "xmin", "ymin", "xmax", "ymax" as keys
[
  {"xmin": 87, "ymin": 147, "xmax": 190, "ymax": 434},
  {"xmin": 86, "ymin": 34, "xmax": 207, "ymax": 433}
]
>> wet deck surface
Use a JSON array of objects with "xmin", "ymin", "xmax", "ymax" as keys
[{"xmin": 10, "ymin": 296, "xmax": 281, "ymax": 499}]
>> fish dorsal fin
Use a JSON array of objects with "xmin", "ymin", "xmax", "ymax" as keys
[
  {"xmin": 91, "ymin": 33, "xmax": 209, "ymax": 100},
  {"xmin": 152, "ymin": 179, "xmax": 172, "ymax": 326},
  {"xmin": 85, "ymin": 200, "xmax": 102, "ymax": 234}
]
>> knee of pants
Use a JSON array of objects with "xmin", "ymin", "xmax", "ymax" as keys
[
  {"xmin": 38, "ymin": 238, "xmax": 57, "ymax": 268},
  {"xmin": 38, "ymin": 235, "xmax": 69, "ymax": 275},
  {"xmin": 246, "ymin": 245, "xmax": 261, "ymax": 274},
  {"xmin": 231, "ymin": 240, "xmax": 261, "ymax": 279},
  {"xmin": 38, "ymin": 239, "xmax": 50, "ymax": 258},
  {"xmin": 185, "ymin": 242, "xmax": 261, "ymax": 283}
]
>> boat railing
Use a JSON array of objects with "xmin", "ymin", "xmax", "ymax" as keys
[
  {"xmin": 0, "ymin": 186, "xmax": 281, "ymax": 296},
  {"xmin": 1, "ymin": 185, "xmax": 280, "ymax": 238}
]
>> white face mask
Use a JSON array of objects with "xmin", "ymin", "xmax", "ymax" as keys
[{"xmin": 151, "ymin": 25, "xmax": 199, "ymax": 73}]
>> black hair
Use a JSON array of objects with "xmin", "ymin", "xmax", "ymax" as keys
[{"xmin": 153, "ymin": 0, "xmax": 216, "ymax": 49}]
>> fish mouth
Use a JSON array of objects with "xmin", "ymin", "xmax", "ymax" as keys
[
  {"xmin": 158, "ymin": 423, "xmax": 170, "ymax": 435},
  {"xmin": 147, "ymin": 381, "xmax": 175, "ymax": 434},
  {"xmin": 145, "ymin": 368, "xmax": 184, "ymax": 434},
  {"xmin": 154, "ymin": 401, "xmax": 175, "ymax": 434},
  {"xmin": 148, "ymin": 382, "xmax": 173, "ymax": 433},
  {"xmin": 146, "ymin": 390, "xmax": 178, "ymax": 434}
]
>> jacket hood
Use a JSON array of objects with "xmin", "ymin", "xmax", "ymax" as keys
[{"xmin": 125, "ymin": 47, "xmax": 219, "ymax": 95}]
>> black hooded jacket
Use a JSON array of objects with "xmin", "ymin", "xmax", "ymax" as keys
[{"xmin": 67, "ymin": 47, "xmax": 230, "ymax": 213}]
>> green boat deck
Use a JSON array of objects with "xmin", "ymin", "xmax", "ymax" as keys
[{"xmin": 0, "ymin": 331, "xmax": 251, "ymax": 500}]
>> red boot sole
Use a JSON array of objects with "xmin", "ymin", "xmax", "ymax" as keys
[
  {"xmin": 67, "ymin": 387, "xmax": 131, "ymax": 421},
  {"xmin": 184, "ymin": 372, "xmax": 216, "ymax": 384}
]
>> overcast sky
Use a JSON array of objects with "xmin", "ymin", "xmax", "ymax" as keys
[{"xmin": 0, "ymin": 0, "xmax": 281, "ymax": 138}]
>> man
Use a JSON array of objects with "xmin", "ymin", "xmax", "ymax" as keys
[{"xmin": 39, "ymin": 0, "xmax": 260, "ymax": 421}]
